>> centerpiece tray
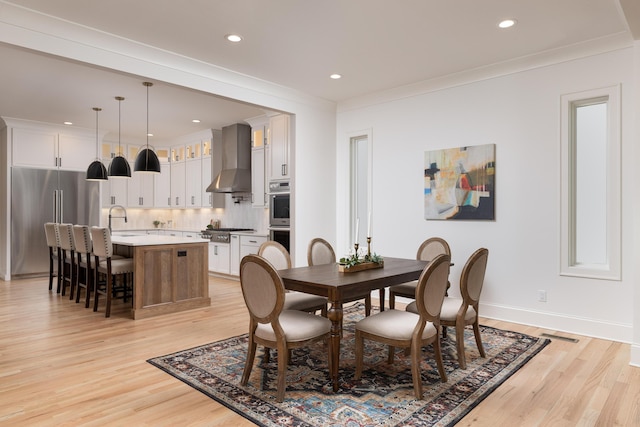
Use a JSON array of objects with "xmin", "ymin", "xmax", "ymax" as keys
[{"xmin": 338, "ymin": 260, "xmax": 384, "ymax": 273}]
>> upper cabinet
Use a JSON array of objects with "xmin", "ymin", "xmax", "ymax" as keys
[
  {"xmin": 268, "ymin": 114, "xmax": 291, "ymax": 181},
  {"xmin": 10, "ymin": 120, "xmax": 97, "ymax": 171},
  {"xmin": 247, "ymin": 115, "xmax": 269, "ymax": 208}
]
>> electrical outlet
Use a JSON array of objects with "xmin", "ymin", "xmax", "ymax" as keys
[{"xmin": 538, "ymin": 290, "xmax": 547, "ymax": 302}]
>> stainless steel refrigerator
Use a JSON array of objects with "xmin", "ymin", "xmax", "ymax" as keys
[{"xmin": 11, "ymin": 167, "xmax": 100, "ymax": 277}]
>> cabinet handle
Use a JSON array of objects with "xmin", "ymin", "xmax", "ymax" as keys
[
  {"xmin": 282, "ymin": 164, "xmax": 285, "ymax": 176},
  {"xmin": 111, "ymin": 196, "xmax": 115, "ymax": 205},
  {"xmin": 168, "ymin": 197, "xmax": 171, "ymax": 206},
  {"xmin": 176, "ymin": 197, "xmax": 179, "ymax": 205},
  {"xmin": 214, "ymin": 246, "xmax": 218, "ymax": 256},
  {"xmin": 191, "ymin": 196, "xmax": 195, "ymax": 205}
]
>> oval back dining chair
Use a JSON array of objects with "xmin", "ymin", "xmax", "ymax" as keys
[
  {"xmin": 239, "ymin": 254, "xmax": 331, "ymax": 402},
  {"xmin": 354, "ymin": 253, "xmax": 451, "ymax": 399},
  {"xmin": 258, "ymin": 241, "xmax": 328, "ymax": 315},
  {"xmin": 307, "ymin": 237, "xmax": 373, "ymax": 316},
  {"xmin": 57, "ymin": 223, "xmax": 77, "ymax": 299},
  {"xmin": 410, "ymin": 247, "xmax": 489, "ymax": 370},
  {"xmin": 72, "ymin": 225, "xmax": 93, "ymax": 308},
  {"xmin": 90, "ymin": 227, "xmax": 134, "ymax": 318},
  {"xmin": 388, "ymin": 237, "xmax": 451, "ymax": 309}
]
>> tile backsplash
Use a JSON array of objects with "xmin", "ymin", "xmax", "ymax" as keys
[{"xmin": 102, "ymin": 194, "xmax": 269, "ymax": 233}]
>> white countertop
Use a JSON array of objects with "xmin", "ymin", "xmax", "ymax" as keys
[{"xmin": 111, "ymin": 234, "xmax": 209, "ymax": 246}]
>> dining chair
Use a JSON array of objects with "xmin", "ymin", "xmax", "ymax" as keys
[
  {"xmin": 408, "ymin": 247, "xmax": 489, "ymax": 369},
  {"xmin": 354, "ymin": 253, "xmax": 450, "ymax": 399},
  {"xmin": 43, "ymin": 222, "xmax": 60, "ymax": 292},
  {"xmin": 258, "ymin": 241, "xmax": 327, "ymax": 315},
  {"xmin": 90, "ymin": 227, "xmax": 134, "ymax": 317},
  {"xmin": 72, "ymin": 225, "xmax": 93, "ymax": 308},
  {"xmin": 387, "ymin": 237, "xmax": 451, "ymax": 309},
  {"xmin": 239, "ymin": 254, "xmax": 331, "ymax": 402},
  {"xmin": 57, "ymin": 223, "xmax": 77, "ymax": 299},
  {"xmin": 307, "ymin": 237, "xmax": 373, "ymax": 316}
]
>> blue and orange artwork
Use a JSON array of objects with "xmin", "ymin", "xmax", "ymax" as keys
[{"xmin": 424, "ymin": 144, "xmax": 495, "ymax": 220}]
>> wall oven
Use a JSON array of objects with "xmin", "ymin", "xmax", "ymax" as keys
[
  {"xmin": 270, "ymin": 193, "xmax": 290, "ymax": 226},
  {"xmin": 269, "ymin": 228, "xmax": 290, "ymax": 253}
]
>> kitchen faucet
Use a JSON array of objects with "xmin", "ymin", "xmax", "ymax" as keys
[{"xmin": 108, "ymin": 204, "xmax": 128, "ymax": 234}]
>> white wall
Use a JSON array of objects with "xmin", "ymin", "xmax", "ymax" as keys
[{"xmin": 336, "ymin": 48, "xmax": 636, "ymax": 344}]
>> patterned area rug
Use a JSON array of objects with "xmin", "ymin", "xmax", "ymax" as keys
[{"xmin": 148, "ymin": 304, "xmax": 549, "ymax": 426}]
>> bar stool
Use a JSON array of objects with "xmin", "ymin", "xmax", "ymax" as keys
[
  {"xmin": 73, "ymin": 225, "xmax": 94, "ymax": 308},
  {"xmin": 90, "ymin": 227, "xmax": 134, "ymax": 318},
  {"xmin": 44, "ymin": 223, "xmax": 60, "ymax": 292},
  {"xmin": 57, "ymin": 223, "xmax": 77, "ymax": 299}
]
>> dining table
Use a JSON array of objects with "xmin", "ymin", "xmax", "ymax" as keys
[{"xmin": 279, "ymin": 256, "xmax": 429, "ymax": 392}]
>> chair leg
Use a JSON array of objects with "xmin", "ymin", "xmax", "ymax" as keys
[
  {"xmin": 433, "ymin": 335, "xmax": 447, "ymax": 383},
  {"xmin": 84, "ymin": 264, "xmax": 92, "ymax": 309},
  {"xmin": 56, "ymin": 248, "xmax": 62, "ymax": 294},
  {"xmin": 241, "ymin": 336, "xmax": 257, "ymax": 386},
  {"xmin": 379, "ymin": 288, "xmax": 385, "ymax": 311},
  {"xmin": 473, "ymin": 321, "xmax": 485, "ymax": 358},
  {"xmin": 276, "ymin": 342, "xmax": 288, "ymax": 403},
  {"xmin": 410, "ymin": 339, "xmax": 423, "ymax": 399},
  {"xmin": 389, "ymin": 291, "xmax": 396, "ymax": 310},
  {"xmin": 48, "ymin": 249, "xmax": 54, "ymax": 291},
  {"xmin": 455, "ymin": 323, "xmax": 467, "ymax": 369},
  {"xmin": 354, "ymin": 331, "xmax": 364, "ymax": 380},
  {"xmin": 68, "ymin": 256, "xmax": 76, "ymax": 301},
  {"xmin": 364, "ymin": 295, "xmax": 371, "ymax": 316},
  {"xmin": 387, "ymin": 345, "xmax": 395, "ymax": 364},
  {"xmin": 105, "ymin": 261, "xmax": 113, "ymax": 318}
]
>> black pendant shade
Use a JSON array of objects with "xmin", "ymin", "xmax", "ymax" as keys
[
  {"xmin": 86, "ymin": 159, "xmax": 108, "ymax": 181},
  {"xmin": 86, "ymin": 106, "xmax": 108, "ymax": 181},
  {"xmin": 134, "ymin": 81, "xmax": 161, "ymax": 173},
  {"xmin": 134, "ymin": 148, "xmax": 161, "ymax": 173},
  {"xmin": 108, "ymin": 155, "xmax": 131, "ymax": 177}
]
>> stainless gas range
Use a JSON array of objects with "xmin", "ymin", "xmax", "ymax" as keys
[{"xmin": 201, "ymin": 228, "xmax": 254, "ymax": 244}]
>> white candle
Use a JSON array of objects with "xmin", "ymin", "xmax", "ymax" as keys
[
  {"xmin": 368, "ymin": 211, "xmax": 371, "ymax": 237},
  {"xmin": 355, "ymin": 218, "xmax": 359, "ymax": 244}
]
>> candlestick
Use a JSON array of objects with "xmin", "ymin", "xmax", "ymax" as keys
[
  {"xmin": 367, "ymin": 236, "xmax": 371, "ymax": 259},
  {"xmin": 354, "ymin": 242, "xmax": 359, "ymax": 258}
]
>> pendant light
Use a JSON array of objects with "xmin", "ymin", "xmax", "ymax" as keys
[
  {"xmin": 108, "ymin": 96, "xmax": 132, "ymax": 178},
  {"xmin": 134, "ymin": 81, "xmax": 161, "ymax": 173},
  {"xmin": 86, "ymin": 107, "xmax": 108, "ymax": 181}
]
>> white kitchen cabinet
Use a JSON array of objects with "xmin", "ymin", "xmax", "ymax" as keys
[
  {"xmin": 229, "ymin": 234, "xmax": 267, "ymax": 276},
  {"xmin": 185, "ymin": 158, "xmax": 202, "ymax": 207},
  {"xmin": 202, "ymin": 154, "xmax": 213, "ymax": 207},
  {"xmin": 251, "ymin": 147, "xmax": 266, "ymax": 208},
  {"xmin": 208, "ymin": 242, "xmax": 230, "ymax": 274},
  {"xmin": 101, "ymin": 177, "xmax": 127, "ymax": 207},
  {"xmin": 11, "ymin": 124, "xmax": 96, "ymax": 171},
  {"xmin": 229, "ymin": 234, "xmax": 241, "ymax": 276},
  {"xmin": 170, "ymin": 160, "xmax": 186, "ymax": 207},
  {"xmin": 154, "ymin": 161, "xmax": 171, "ymax": 208},
  {"xmin": 268, "ymin": 114, "xmax": 290, "ymax": 181},
  {"xmin": 127, "ymin": 170, "xmax": 155, "ymax": 208},
  {"xmin": 240, "ymin": 235, "xmax": 267, "ymax": 259}
]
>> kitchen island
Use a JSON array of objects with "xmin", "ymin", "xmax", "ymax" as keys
[{"xmin": 111, "ymin": 234, "xmax": 210, "ymax": 319}]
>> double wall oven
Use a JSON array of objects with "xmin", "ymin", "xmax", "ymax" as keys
[{"xmin": 269, "ymin": 181, "xmax": 290, "ymax": 252}]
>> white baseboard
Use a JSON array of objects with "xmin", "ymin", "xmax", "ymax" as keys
[
  {"xmin": 630, "ymin": 344, "xmax": 640, "ymax": 367},
  {"xmin": 479, "ymin": 302, "xmax": 633, "ymax": 344}
]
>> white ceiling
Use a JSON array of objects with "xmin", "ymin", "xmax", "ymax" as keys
[{"xmin": 0, "ymin": 0, "xmax": 638, "ymax": 143}]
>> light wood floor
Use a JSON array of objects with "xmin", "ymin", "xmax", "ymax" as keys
[{"xmin": 1, "ymin": 275, "xmax": 639, "ymax": 426}]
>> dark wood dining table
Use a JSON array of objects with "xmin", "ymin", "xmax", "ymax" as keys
[{"xmin": 279, "ymin": 256, "xmax": 429, "ymax": 392}]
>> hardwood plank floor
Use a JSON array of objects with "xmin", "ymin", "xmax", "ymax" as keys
[{"xmin": 1, "ymin": 275, "xmax": 638, "ymax": 426}]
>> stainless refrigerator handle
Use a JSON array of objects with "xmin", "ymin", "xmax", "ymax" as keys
[
  {"xmin": 59, "ymin": 190, "xmax": 63, "ymax": 223},
  {"xmin": 53, "ymin": 189, "xmax": 58, "ymax": 222}
]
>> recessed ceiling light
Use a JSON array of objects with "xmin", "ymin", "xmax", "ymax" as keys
[
  {"xmin": 192, "ymin": 119, "xmax": 201, "ymax": 123},
  {"xmin": 330, "ymin": 74, "xmax": 342, "ymax": 80},
  {"xmin": 63, "ymin": 121, "xmax": 73, "ymax": 125},
  {"xmin": 498, "ymin": 19, "xmax": 516, "ymax": 29},
  {"xmin": 226, "ymin": 34, "xmax": 243, "ymax": 43},
  {"xmin": 147, "ymin": 133, "xmax": 154, "ymax": 137}
]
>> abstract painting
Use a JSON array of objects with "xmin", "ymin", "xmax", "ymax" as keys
[{"xmin": 424, "ymin": 144, "xmax": 495, "ymax": 220}]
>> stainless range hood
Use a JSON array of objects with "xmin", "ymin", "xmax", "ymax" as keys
[{"xmin": 206, "ymin": 123, "xmax": 251, "ymax": 193}]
